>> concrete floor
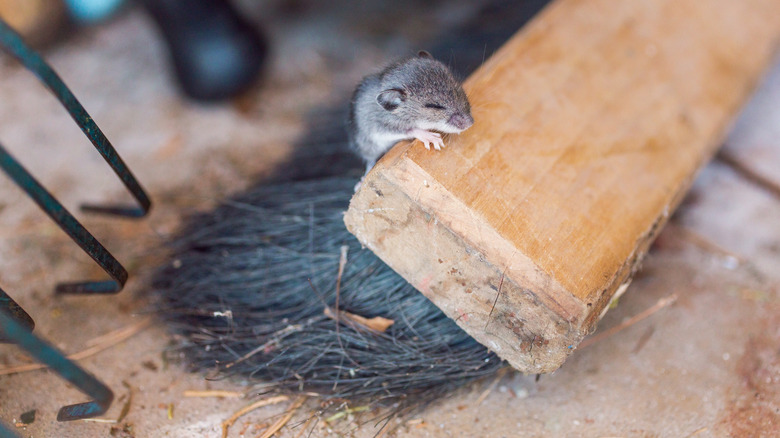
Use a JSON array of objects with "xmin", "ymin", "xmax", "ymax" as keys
[{"xmin": 0, "ymin": 3, "xmax": 778, "ymax": 437}]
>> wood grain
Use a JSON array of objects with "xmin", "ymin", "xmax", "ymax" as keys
[{"xmin": 344, "ymin": 0, "xmax": 780, "ymax": 372}]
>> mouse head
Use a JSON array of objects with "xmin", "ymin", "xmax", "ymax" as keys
[{"xmin": 376, "ymin": 51, "xmax": 474, "ymax": 134}]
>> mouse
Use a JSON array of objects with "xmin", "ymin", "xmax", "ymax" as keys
[{"xmin": 348, "ymin": 51, "xmax": 474, "ymax": 178}]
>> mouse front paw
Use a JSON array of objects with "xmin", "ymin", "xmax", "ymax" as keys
[{"xmin": 412, "ymin": 129, "xmax": 445, "ymax": 151}]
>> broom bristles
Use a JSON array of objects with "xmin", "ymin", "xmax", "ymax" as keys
[{"xmin": 153, "ymin": 176, "xmax": 502, "ymax": 408}]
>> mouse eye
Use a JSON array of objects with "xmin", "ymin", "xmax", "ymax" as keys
[{"xmin": 424, "ymin": 103, "xmax": 446, "ymax": 110}]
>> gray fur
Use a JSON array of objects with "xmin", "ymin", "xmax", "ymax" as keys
[{"xmin": 348, "ymin": 52, "xmax": 474, "ymax": 170}]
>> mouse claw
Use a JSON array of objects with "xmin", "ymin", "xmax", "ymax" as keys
[
  {"xmin": 413, "ymin": 129, "xmax": 445, "ymax": 152},
  {"xmin": 431, "ymin": 134, "xmax": 445, "ymax": 151}
]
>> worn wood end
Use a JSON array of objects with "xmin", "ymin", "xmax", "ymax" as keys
[{"xmin": 344, "ymin": 0, "xmax": 780, "ymax": 372}]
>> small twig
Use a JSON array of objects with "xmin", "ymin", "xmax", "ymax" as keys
[
  {"xmin": 333, "ymin": 245, "xmax": 348, "ymax": 333},
  {"xmin": 116, "ymin": 381, "xmax": 134, "ymax": 423},
  {"xmin": 685, "ymin": 426, "xmax": 709, "ymax": 437},
  {"xmin": 183, "ymin": 390, "xmax": 244, "ymax": 398},
  {"xmin": 325, "ymin": 405, "xmax": 369, "ymax": 423},
  {"xmin": 475, "ymin": 367, "xmax": 510, "ymax": 405},
  {"xmin": 221, "ymin": 395, "xmax": 290, "ymax": 438},
  {"xmin": 668, "ymin": 223, "xmax": 744, "ymax": 263},
  {"xmin": 0, "ymin": 317, "xmax": 153, "ymax": 376},
  {"xmin": 259, "ymin": 396, "xmax": 307, "ymax": 438},
  {"xmin": 579, "ymin": 294, "xmax": 678, "ymax": 349},
  {"xmin": 334, "ymin": 245, "xmax": 348, "ymax": 314},
  {"xmin": 631, "ymin": 326, "xmax": 655, "ymax": 354},
  {"xmin": 718, "ymin": 151, "xmax": 780, "ymax": 201}
]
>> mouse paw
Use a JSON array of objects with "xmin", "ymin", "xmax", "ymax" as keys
[{"xmin": 412, "ymin": 129, "xmax": 445, "ymax": 151}]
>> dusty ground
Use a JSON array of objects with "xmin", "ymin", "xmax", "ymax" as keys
[{"xmin": 0, "ymin": 2, "xmax": 778, "ymax": 437}]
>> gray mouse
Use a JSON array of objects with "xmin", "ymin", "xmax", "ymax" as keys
[{"xmin": 348, "ymin": 51, "xmax": 474, "ymax": 176}]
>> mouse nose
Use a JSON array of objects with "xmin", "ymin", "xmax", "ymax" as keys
[{"xmin": 448, "ymin": 112, "xmax": 474, "ymax": 131}]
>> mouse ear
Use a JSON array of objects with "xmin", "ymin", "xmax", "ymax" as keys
[
  {"xmin": 417, "ymin": 50, "xmax": 432, "ymax": 59},
  {"xmin": 377, "ymin": 88, "xmax": 406, "ymax": 111}
]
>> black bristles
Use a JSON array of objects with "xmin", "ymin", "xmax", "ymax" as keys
[{"xmin": 153, "ymin": 177, "xmax": 502, "ymax": 409}]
